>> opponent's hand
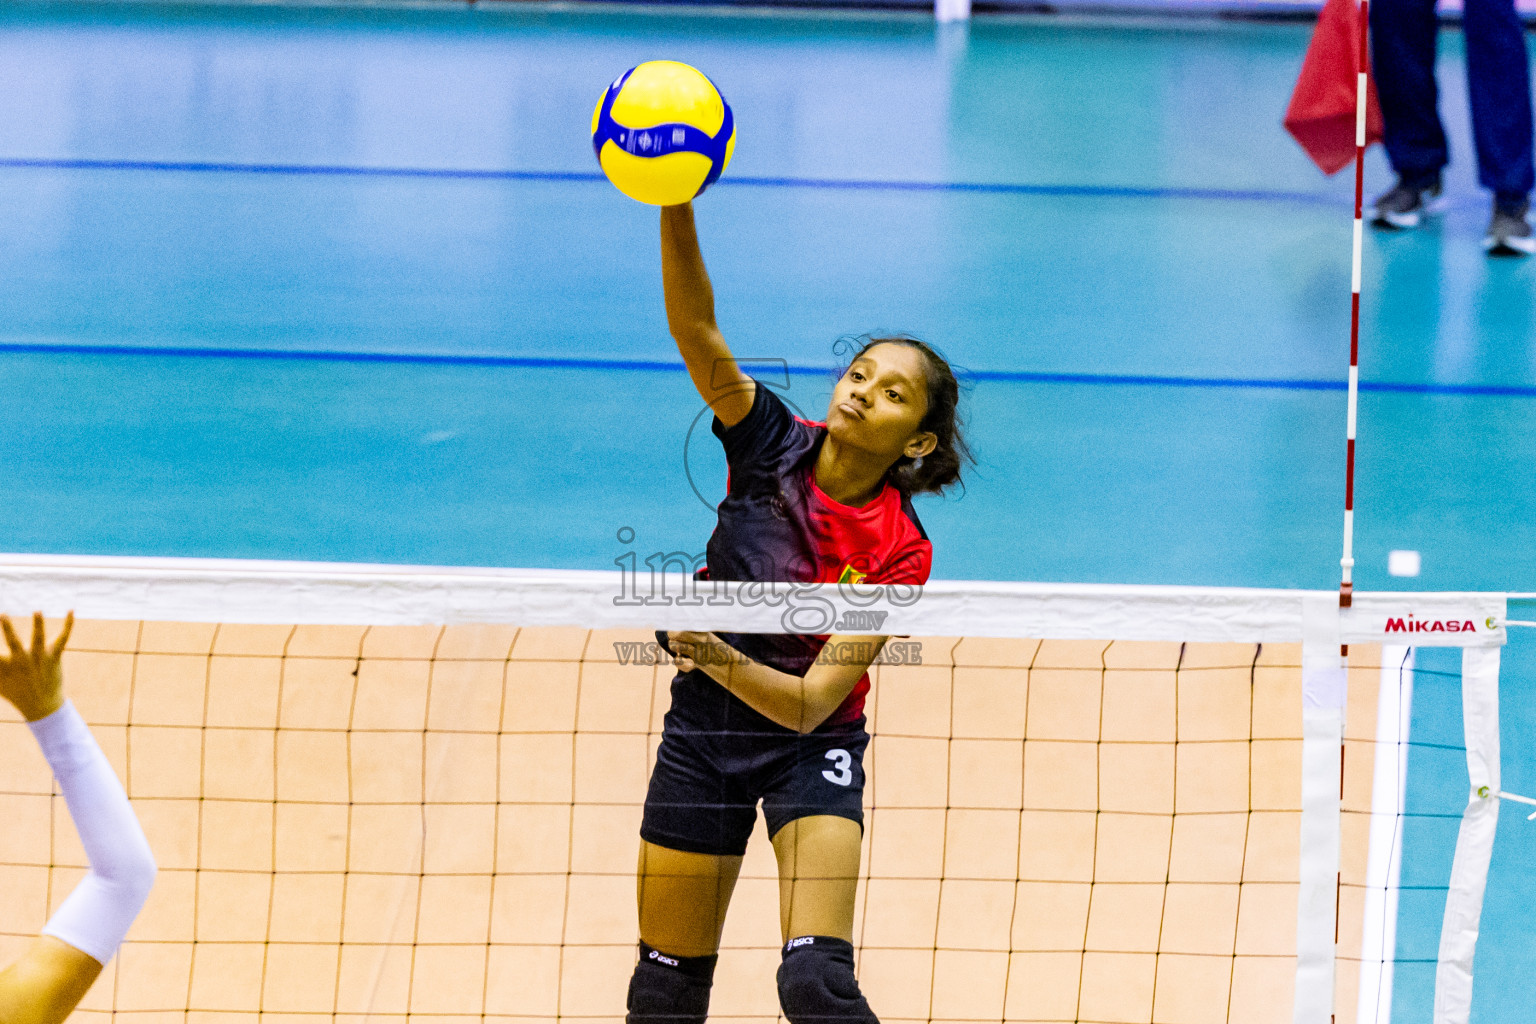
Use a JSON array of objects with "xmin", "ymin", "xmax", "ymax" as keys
[{"xmin": 0, "ymin": 612, "xmax": 74, "ymax": 722}]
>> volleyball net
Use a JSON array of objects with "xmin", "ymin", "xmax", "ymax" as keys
[{"xmin": 0, "ymin": 556, "xmax": 1515, "ymax": 1024}]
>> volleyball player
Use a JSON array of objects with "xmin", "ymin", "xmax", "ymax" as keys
[
  {"xmin": 625, "ymin": 203, "xmax": 970, "ymax": 1024},
  {"xmin": 0, "ymin": 613, "xmax": 157, "ymax": 1024}
]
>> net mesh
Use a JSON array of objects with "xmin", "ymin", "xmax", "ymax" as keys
[{"xmin": 0, "ymin": 617, "xmax": 1388, "ymax": 1024}]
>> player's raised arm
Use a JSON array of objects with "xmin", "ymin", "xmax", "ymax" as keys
[
  {"xmin": 0, "ymin": 613, "xmax": 157, "ymax": 1024},
  {"xmin": 661, "ymin": 203, "xmax": 755, "ymax": 427}
]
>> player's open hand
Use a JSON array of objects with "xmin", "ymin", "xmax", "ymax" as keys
[{"xmin": 0, "ymin": 612, "xmax": 74, "ymax": 722}]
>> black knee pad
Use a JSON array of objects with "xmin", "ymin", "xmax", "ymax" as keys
[
  {"xmin": 627, "ymin": 942, "xmax": 718, "ymax": 1024},
  {"xmin": 777, "ymin": 937, "xmax": 880, "ymax": 1024}
]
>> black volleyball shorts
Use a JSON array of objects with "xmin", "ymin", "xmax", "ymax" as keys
[{"xmin": 639, "ymin": 669, "xmax": 869, "ymax": 857}]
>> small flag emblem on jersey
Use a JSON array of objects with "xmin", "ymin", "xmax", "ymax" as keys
[{"xmin": 837, "ymin": 564, "xmax": 867, "ymax": 585}]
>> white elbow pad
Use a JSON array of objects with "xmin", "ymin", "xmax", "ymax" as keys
[{"xmin": 29, "ymin": 701, "xmax": 157, "ymax": 965}]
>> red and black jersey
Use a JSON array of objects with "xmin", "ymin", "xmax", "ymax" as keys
[{"xmin": 706, "ymin": 381, "xmax": 932, "ymax": 726}]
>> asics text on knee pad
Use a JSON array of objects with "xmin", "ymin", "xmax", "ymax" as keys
[
  {"xmin": 626, "ymin": 941, "xmax": 718, "ymax": 1024},
  {"xmin": 777, "ymin": 936, "xmax": 879, "ymax": 1024}
]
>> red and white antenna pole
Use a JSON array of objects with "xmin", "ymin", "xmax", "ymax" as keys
[{"xmin": 1341, "ymin": 0, "xmax": 1369, "ymax": 651}]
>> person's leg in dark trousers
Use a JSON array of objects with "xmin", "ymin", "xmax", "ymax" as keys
[
  {"xmin": 1371, "ymin": 0, "xmax": 1450, "ymax": 186},
  {"xmin": 1462, "ymin": 0, "xmax": 1535, "ymax": 205}
]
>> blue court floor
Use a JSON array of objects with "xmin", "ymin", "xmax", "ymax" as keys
[
  {"xmin": 2, "ymin": 3, "xmax": 1535, "ymax": 1021},
  {"xmin": 2, "ymin": 1, "xmax": 1534, "ymax": 592}
]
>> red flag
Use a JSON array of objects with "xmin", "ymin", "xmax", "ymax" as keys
[{"xmin": 1284, "ymin": 0, "xmax": 1385, "ymax": 175}]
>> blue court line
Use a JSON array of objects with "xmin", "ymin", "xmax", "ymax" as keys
[
  {"xmin": 0, "ymin": 156, "xmax": 1342, "ymax": 206},
  {"xmin": 5, "ymin": 340, "xmax": 1536, "ymax": 398},
  {"xmin": 0, "ymin": 341, "xmax": 684, "ymax": 375},
  {"xmin": 964, "ymin": 369, "xmax": 1536, "ymax": 397}
]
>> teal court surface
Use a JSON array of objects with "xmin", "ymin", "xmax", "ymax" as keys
[{"xmin": 1, "ymin": 2, "xmax": 1535, "ymax": 1021}]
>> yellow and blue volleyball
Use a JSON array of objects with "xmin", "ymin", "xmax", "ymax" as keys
[{"xmin": 591, "ymin": 61, "xmax": 736, "ymax": 206}]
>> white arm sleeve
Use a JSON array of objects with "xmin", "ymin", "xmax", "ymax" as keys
[{"xmin": 28, "ymin": 700, "xmax": 157, "ymax": 965}]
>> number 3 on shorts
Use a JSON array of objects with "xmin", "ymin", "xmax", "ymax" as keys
[{"xmin": 822, "ymin": 748, "xmax": 853, "ymax": 786}]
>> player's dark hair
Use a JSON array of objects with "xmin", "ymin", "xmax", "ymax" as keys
[{"xmin": 838, "ymin": 335, "xmax": 973, "ymax": 496}]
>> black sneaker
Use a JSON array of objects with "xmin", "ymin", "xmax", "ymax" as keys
[
  {"xmin": 1484, "ymin": 199, "xmax": 1535, "ymax": 257},
  {"xmin": 1370, "ymin": 177, "xmax": 1443, "ymax": 229}
]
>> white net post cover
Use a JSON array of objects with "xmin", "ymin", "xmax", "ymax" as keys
[{"xmin": 0, "ymin": 555, "xmax": 1507, "ymax": 1024}]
